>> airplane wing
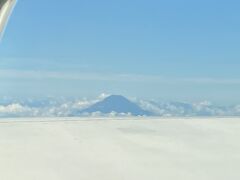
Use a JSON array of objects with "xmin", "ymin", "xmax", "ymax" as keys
[{"xmin": 0, "ymin": 0, "xmax": 16, "ymax": 37}]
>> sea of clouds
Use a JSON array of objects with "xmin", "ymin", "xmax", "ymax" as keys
[{"xmin": 1, "ymin": 94, "xmax": 240, "ymax": 118}]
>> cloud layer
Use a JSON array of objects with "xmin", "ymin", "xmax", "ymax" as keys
[{"xmin": 1, "ymin": 95, "xmax": 240, "ymax": 118}]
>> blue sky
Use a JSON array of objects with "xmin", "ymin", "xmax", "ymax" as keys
[{"xmin": 0, "ymin": 0, "xmax": 240, "ymax": 104}]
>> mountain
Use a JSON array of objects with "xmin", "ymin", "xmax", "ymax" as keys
[{"xmin": 79, "ymin": 95, "xmax": 152, "ymax": 116}]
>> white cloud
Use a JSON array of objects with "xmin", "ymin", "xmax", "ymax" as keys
[
  {"xmin": 0, "ymin": 103, "xmax": 26, "ymax": 113},
  {"xmin": 137, "ymin": 100, "xmax": 164, "ymax": 115},
  {"xmin": 0, "ymin": 103, "xmax": 39, "ymax": 117},
  {"xmin": 98, "ymin": 93, "xmax": 111, "ymax": 100},
  {"xmin": 0, "ymin": 96, "xmax": 240, "ymax": 118},
  {"xmin": 1, "ymin": 69, "xmax": 240, "ymax": 85}
]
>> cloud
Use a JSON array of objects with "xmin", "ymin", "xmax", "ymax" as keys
[
  {"xmin": 136, "ymin": 99, "xmax": 240, "ymax": 117},
  {"xmin": 1, "ymin": 69, "xmax": 240, "ymax": 85},
  {"xmin": 0, "ymin": 103, "xmax": 38, "ymax": 117},
  {"xmin": 0, "ymin": 96, "xmax": 240, "ymax": 118},
  {"xmin": 98, "ymin": 93, "xmax": 111, "ymax": 100},
  {"xmin": 0, "ymin": 103, "xmax": 26, "ymax": 113}
]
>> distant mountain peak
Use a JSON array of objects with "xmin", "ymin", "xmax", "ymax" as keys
[{"xmin": 79, "ymin": 95, "xmax": 152, "ymax": 116}]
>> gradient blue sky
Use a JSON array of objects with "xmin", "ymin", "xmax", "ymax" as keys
[{"xmin": 0, "ymin": 0, "xmax": 240, "ymax": 104}]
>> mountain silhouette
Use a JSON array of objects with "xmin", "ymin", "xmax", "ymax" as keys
[{"xmin": 80, "ymin": 95, "xmax": 152, "ymax": 116}]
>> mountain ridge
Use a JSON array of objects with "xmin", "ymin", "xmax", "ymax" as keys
[{"xmin": 79, "ymin": 95, "xmax": 152, "ymax": 116}]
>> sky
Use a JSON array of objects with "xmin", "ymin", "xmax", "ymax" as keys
[{"xmin": 0, "ymin": 0, "xmax": 240, "ymax": 104}]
